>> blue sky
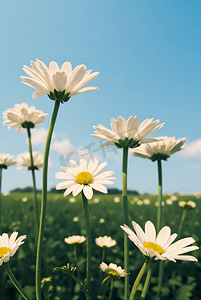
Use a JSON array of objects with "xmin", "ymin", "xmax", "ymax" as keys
[{"xmin": 0, "ymin": 0, "xmax": 201, "ymax": 194}]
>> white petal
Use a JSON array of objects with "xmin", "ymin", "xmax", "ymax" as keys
[
  {"xmin": 66, "ymin": 65, "xmax": 86, "ymax": 92},
  {"xmin": 69, "ymin": 160, "xmax": 79, "ymax": 168},
  {"xmin": 63, "ymin": 183, "xmax": 79, "ymax": 197},
  {"xmin": 92, "ymin": 161, "xmax": 107, "ymax": 176},
  {"xmin": 165, "ymin": 237, "xmax": 196, "ymax": 254},
  {"xmin": 61, "ymin": 61, "xmax": 72, "ymax": 76},
  {"xmin": 127, "ymin": 116, "xmax": 140, "ymax": 139},
  {"xmin": 71, "ymin": 86, "xmax": 99, "ymax": 96},
  {"xmin": 156, "ymin": 226, "xmax": 171, "ymax": 247},
  {"xmin": 83, "ymin": 186, "xmax": 93, "ymax": 199},
  {"xmin": 56, "ymin": 181, "xmax": 74, "ymax": 190},
  {"xmin": 162, "ymin": 233, "xmax": 178, "ymax": 250},
  {"xmin": 32, "ymin": 90, "xmax": 47, "ymax": 99},
  {"xmin": 72, "ymin": 184, "xmax": 84, "ymax": 197},
  {"xmin": 145, "ymin": 221, "xmax": 156, "ymax": 242},
  {"xmin": 52, "ymin": 72, "xmax": 67, "ymax": 91},
  {"xmin": 116, "ymin": 116, "xmax": 127, "ymax": 139},
  {"xmin": 49, "ymin": 61, "xmax": 60, "ymax": 74},
  {"xmin": 90, "ymin": 183, "xmax": 108, "ymax": 194},
  {"xmin": 173, "ymin": 255, "xmax": 198, "ymax": 262},
  {"xmin": 70, "ymin": 71, "xmax": 99, "ymax": 95},
  {"xmin": 87, "ymin": 158, "xmax": 99, "ymax": 174},
  {"xmin": 9, "ymin": 232, "xmax": 18, "ymax": 247},
  {"xmin": 132, "ymin": 221, "xmax": 146, "ymax": 244},
  {"xmin": 93, "ymin": 179, "xmax": 115, "ymax": 185},
  {"xmin": 21, "ymin": 77, "xmax": 49, "ymax": 92}
]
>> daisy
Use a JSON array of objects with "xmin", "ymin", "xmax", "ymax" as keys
[
  {"xmin": 179, "ymin": 201, "xmax": 196, "ymax": 209},
  {"xmin": 0, "ymin": 232, "xmax": 26, "ymax": 266},
  {"xmin": 95, "ymin": 236, "xmax": 117, "ymax": 248},
  {"xmin": 17, "ymin": 151, "xmax": 43, "ymax": 170},
  {"xmin": 100, "ymin": 262, "xmax": 126, "ymax": 277},
  {"xmin": 0, "ymin": 153, "xmax": 16, "ymax": 169},
  {"xmin": 92, "ymin": 116, "xmax": 164, "ymax": 149},
  {"xmin": 143, "ymin": 199, "xmax": 150, "ymax": 205},
  {"xmin": 21, "ymin": 59, "xmax": 99, "ymax": 102},
  {"xmin": 3, "ymin": 103, "xmax": 48, "ymax": 132},
  {"xmin": 55, "ymin": 158, "xmax": 116, "ymax": 199},
  {"xmin": 64, "ymin": 235, "xmax": 86, "ymax": 244},
  {"xmin": 131, "ymin": 136, "xmax": 186, "ymax": 161},
  {"xmin": 121, "ymin": 220, "xmax": 198, "ymax": 262}
]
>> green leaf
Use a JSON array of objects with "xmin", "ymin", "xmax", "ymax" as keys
[
  {"xmin": 174, "ymin": 285, "xmax": 194, "ymax": 300},
  {"xmin": 53, "ymin": 263, "xmax": 76, "ymax": 275}
]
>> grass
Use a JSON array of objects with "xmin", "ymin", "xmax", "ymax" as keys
[{"xmin": 1, "ymin": 192, "xmax": 201, "ymax": 300}]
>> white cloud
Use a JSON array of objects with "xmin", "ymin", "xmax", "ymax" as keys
[
  {"xmin": 52, "ymin": 139, "xmax": 74, "ymax": 155},
  {"xmin": 31, "ymin": 128, "xmax": 55, "ymax": 146},
  {"xmin": 180, "ymin": 139, "xmax": 201, "ymax": 158}
]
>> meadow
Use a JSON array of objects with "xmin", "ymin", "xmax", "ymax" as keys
[{"xmin": 0, "ymin": 192, "xmax": 200, "ymax": 300}]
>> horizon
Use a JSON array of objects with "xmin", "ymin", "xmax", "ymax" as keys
[{"xmin": 0, "ymin": 1, "xmax": 201, "ymax": 195}]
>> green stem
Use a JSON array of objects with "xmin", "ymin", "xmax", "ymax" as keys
[
  {"xmin": 36, "ymin": 100, "xmax": 61, "ymax": 300},
  {"xmin": 82, "ymin": 191, "xmax": 91, "ymax": 296},
  {"xmin": 27, "ymin": 127, "xmax": 39, "ymax": 241},
  {"xmin": 178, "ymin": 209, "xmax": 187, "ymax": 237},
  {"xmin": 156, "ymin": 261, "xmax": 164, "ymax": 300},
  {"xmin": 101, "ymin": 278, "xmax": 110, "ymax": 300},
  {"xmin": 108, "ymin": 277, "xmax": 114, "ymax": 300},
  {"xmin": 4, "ymin": 262, "xmax": 32, "ymax": 300},
  {"xmin": 157, "ymin": 160, "xmax": 162, "ymax": 233},
  {"xmin": 0, "ymin": 167, "xmax": 2, "ymax": 235},
  {"xmin": 74, "ymin": 244, "xmax": 78, "ymax": 266},
  {"xmin": 43, "ymin": 294, "xmax": 48, "ymax": 300},
  {"xmin": 122, "ymin": 146, "xmax": 129, "ymax": 300},
  {"xmin": 129, "ymin": 262, "xmax": 147, "ymax": 300},
  {"xmin": 102, "ymin": 248, "xmax": 106, "ymax": 262},
  {"xmin": 66, "ymin": 270, "xmax": 91, "ymax": 300},
  {"xmin": 74, "ymin": 244, "xmax": 81, "ymax": 280},
  {"xmin": 156, "ymin": 160, "xmax": 163, "ymax": 299},
  {"xmin": 140, "ymin": 263, "xmax": 155, "ymax": 300}
]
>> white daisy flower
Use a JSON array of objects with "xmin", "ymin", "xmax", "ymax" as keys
[
  {"xmin": 3, "ymin": 103, "xmax": 48, "ymax": 132},
  {"xmin": 100, "ymin": 262, "xmax": 126, "ymax": 277},
  {"xmin": 73, "ymin": 217, "xmax": 79, "ymax": 222},
  {"xmin": 131, "ymin": 136, "xmax": 186, "ymax": 161},
  {"xmin": 166, "ymin": 199, "xmax": 173, "ymax": 205},
  {"xmin": 69, "ymin": 197, "xmax": 76, "ymax": 203},
  {"xmin": 93, "ymin": 197, "xmax": 100, "ymax": 203},
  {"xmin": 121, "ymin": 220, "xmax": 198, "ymax": 262},
  {"xmin": 179, "ymin": 201, "xmax": 196, "ymax": 209},
  {"xmin": 0, "ymin": 232, "xmax": 26, "ymax": 266},
  {"xmin": 22, "ymin": 197, "xmax": 28, "ymax": 203},
  {"xmin": 17, "ymin": 151, "xmax": 43, "ymax": 170},
  {"xmin": 64, "ymin": 235, "xmax": 86, "ymax": 244},
  {"xmin": 21, "ymin": 59, "xmax": 99, "ymax": 102},
  {"xmin": 92, "ymin": 116, "xmax": 164, "ymax": 149},
  {"xmin": 55, "ymin": 158, "xmax": 116, "ymax": 200},
  {"xmin": 95, "ymin": 236, "xmax": 117, "ymax": 248},
  {"xmin": 143, "ymin": 198, "xmax": 150, "ymax": 205},
  {"xmin": 114, "ymin": 196, "xmax": 120, "ymax": 203},
  {"xmin": 0, "ymin": 153, "xmax": 16, "ymax": 169}
]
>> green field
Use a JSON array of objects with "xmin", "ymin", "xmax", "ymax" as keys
[{"xmin": 1, "ymin": 193, "xmax": 200, "ymax": 300}]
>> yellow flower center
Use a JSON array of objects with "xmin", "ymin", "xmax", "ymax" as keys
[
  {"xmin": 107, "ymin": 268, "xmax": 119, "ymax": 276},
  {"xmin": 0, "ymin": 246, "xmax": 11, "ymax": 257},
  {"xmin": 76, "ymin": 171, "xmax": 93, "ymax": 185},
  {"xmin": 143, "ymin": 242, "xmax": 163, "ymax": 254}
]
